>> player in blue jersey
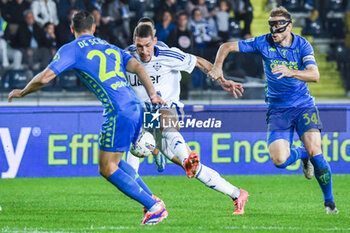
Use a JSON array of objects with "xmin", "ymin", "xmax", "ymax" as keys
[
  {"xmin": 8, "ymin": 10, "xmax": 169, "ymax": 225},
  {"xmin": 208, "ymin": 6, "xmax": 338, "ymax": 214}
]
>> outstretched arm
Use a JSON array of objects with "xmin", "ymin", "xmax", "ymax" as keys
[
  {"xmin": 126, "ymin": 57, "xmax": 165, "ymax": 105},
  {"xmin": 207, "ymin": 41, "xmax": 240, "ymax": 81},
  {"xmin": 8, "ymin": 68, "xmax": 56, "ymax": 102},
  {"xmin": 195, "ymin": 55, "xmax": 243, "ymax": 98},
  {"xmin": 272, "ymin": 64, "xmax": 320, "ymax": 82}
]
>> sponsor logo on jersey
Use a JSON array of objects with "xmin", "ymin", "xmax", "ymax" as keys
[
  {"xmin": 52, "ymin": 53, "xmax": 60, "ymax": 62},
  {"xmin": 128, "ymin": 74, "xmax": 161, "ymax": 86}
]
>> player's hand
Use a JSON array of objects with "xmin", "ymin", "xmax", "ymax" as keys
[
  {"xmin": 150, "ymin": 94, "xmax": 166, "ymax": 106},
  {"xmin": 220, "ymin": 80, "xmax": 244, "ymax": 98},
  {"xmin": 272, "ymin": 65, "xmax": 294, "ymax": 79},
  {"xmin": 8, "ymin": 89, "xmax": 23, "ymax": 102},
  {"xmin": 207, "ymin": 67, "xmax": 223, "ymax": 82}
]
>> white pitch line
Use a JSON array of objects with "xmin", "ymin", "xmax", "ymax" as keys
[{"xmin": 1, "ymin": 225, "xmax": 350, "ymax": 233}]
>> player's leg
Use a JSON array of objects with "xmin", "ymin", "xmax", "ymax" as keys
[
  {"xmin": 127, "ymin": 148, "xmax": 166, "ymax": 173},
  {"xmin": 100, "ymin": 110, "xmax": 167, "ymax": 224},
  {"xmin": 267, "ymin": 108, "xmax": 309, "ymax": 170},
  {"xmin": 129, "ymin": 130, "xmax": 166, "ymax": 172},
  {"xmin": 301, "ymin": 129, "xmax": 338, "ymax": 214},
  {"xmin": 268, "ymin": 137, "xmax": 309, "ymax": 165},
  {"xmin": 152, "ymin": 148, "xmax": 166, "ymax": 172},
  {"xmin": 126, "ymin": 151, "xmax": 140, "ymax": 172},
  {"xmin": 119, "ymin": 158, "xmax": 153, "ymax": 196},
  {"xmin": 194, "ymin": 162, "xmax": 248, "ymax": 214},
  {"xmin": 98, "ymin": 150, "xmax": 157, "ymax": 210},
  {"xmin": 159, "ymin": 110, "xmax": 245, "ymax": 198},
  {"xmin": 159, "ymin": 138, "xmax": 248, "ymax": 214},
  {"xmin": 296, "ymin": 107, "xmax": 337, "ymax": 213},
  {"xmin": 160, "ymin": 108, "xmax": 190, "ymax": 163}
]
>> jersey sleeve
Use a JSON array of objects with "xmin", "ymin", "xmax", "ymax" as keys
[
  {"xmin": 118, "ymin": 46, "xmax": 133, "ymax": 68},
  {"xmin": 165, "ymin": 47, "xmax": 197, "ymax": 73},
  {"xmin": 301, "ymin": 40, "xmax": 317, "ymax": 68},
  {"xmin": 47, "ymin": 43, "xmax": 76, "ymax": 75},
  {"xmin": 238, "ymin": 37, "xmax": 259, "ymax": 53}
]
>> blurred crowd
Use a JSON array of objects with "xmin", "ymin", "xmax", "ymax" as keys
[
  {"xmin": 0, "ymin": 0, "xmax": 349, "ymax": 97},
  {"xmin": 0, "ymin": 0, "xmax": 254, "ymax": 71}
]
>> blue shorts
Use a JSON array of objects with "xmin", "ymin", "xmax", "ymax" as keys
[
  {"xmin": 267, "ymin": 106, "xmax": 323, "ymax": 145},
  {"xmin": 99, "ymin": 104, "xmax": 143, "ymax": 152}
]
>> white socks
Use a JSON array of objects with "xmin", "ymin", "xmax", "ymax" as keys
[
  {"xmin": 161, "ymin": 128, "xmax": 189, "ymax": 164},
  {"xmin": 195, "ymin": 164, "xmax": 241, "ymax": 199},
  {"xmin": 126, "ymin": 151, "xmax": 140, "ymax": 172}
]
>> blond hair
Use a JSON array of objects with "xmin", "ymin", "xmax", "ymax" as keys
[{"xmin": 270, "ymin": 6, "xmax": 292, "ymax": 21}]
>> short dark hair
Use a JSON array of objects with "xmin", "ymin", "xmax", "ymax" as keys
[
  {"xmin": 134, "ymin": 24, "xmax": 154, "ymax": 39},
  {"xmin": 191, "ymin": 8, "xmax": 201, "ymax": 17},
  {"xmin": 176, "ymin": 10, "xmax": 188, "ymax": 19},
  {"xmin": 43, "ymin": 22, "xmax": 54, "ymax": 28},
  {"xmin": 137, "ymin": 17, "xmax": 155, "ymax": 26},
  {"xmin": 71, "ymin": 10, "xmax": 95, "ymax": 33},
  {"xmin": 270, "ymin": 6, "xmax": 292, "ymax": 21},
  {"xmin": 23, "ymin": 9, "xmax": 33, "ymax": 17}
]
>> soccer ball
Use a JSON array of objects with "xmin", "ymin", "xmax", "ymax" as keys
[{"xmin": 130, "ymin": 131, "xmax": 156, "ymax": 158}]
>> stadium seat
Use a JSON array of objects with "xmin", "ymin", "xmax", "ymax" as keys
[
  {"xmin": 26, "ymin": 69, "xmax": 60, "ymax": 92},
  {"xmin": 327, "ymin": 0, "xmax": 344, "ymax": 11},
  {"xmin": 58, "ymin": 70, "xmax": 83, "ymax": 91},
  {"xmin": 0, "ymin": 73, "xmax": 4, "ymax": 91},
  {"xmin": 302, "ymin": 18, "xmax": 323, "ymax": 37},
  {"xmin": 282, "ymin": 0, "xmax": 304, "ymax": 12},
  {"xmin": 343, "ymin": 61, "xmax": 350, "ymax": 94},
  {"xmin": 327, "ymin": 18, "xmax": 346, "ymax": 39},
  {"xmin": 177, "ymin": 0, "xmax": 187, "ymax": 8},
  {"xmin": 206, "ymin": 0, "xmax": 217, "ymax": 11},
  {"xmin": 229, "ymin": 19, "xmax": 241, "ymax": 38},
  {"xmin": 241, "ymin": 53, "xmax": 264, "ymax": 78},
  {"xmin": 242, "ymin": 77, "xmax": 265, "ymax": 100},
  {"xmin": 7, "ymin": 70, "xmax": 28, "ymax": 89}
]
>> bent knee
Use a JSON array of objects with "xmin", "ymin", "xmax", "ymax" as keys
[
  {"xmin": 269, "ymin": 150, "xmax": 289, "ymax": 168},
  {"xmin": 306, "ymin": 146, "xmax": 322, "ymax": 157},
  {"xmin": 271, "ymin": 156, "xmax": 288, "ymax": 168},
  {"xmin": 99, "ymin": 164, "xmax": 119, "ymax": 178}
]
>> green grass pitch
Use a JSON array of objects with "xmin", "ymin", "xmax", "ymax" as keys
[{"xmin": 0, "ymin": 175, "xmax": 349, "ymax": 233}]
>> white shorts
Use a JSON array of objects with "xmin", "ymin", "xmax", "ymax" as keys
[{"xmin": 145, "ymin": 100, "xmax": 184, "ymax": 160}]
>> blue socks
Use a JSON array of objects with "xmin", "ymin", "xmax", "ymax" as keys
[
  {"xmin": 118, "ymin": 160, "xmax": 153, "ymax": 196},
  {"xmin": 107, "ymin": 168, "xmax": 156, "ymax": 209},
  {"xmin": 310, "ymin": 154, "xmax": 334, "ymax": 204},
  {"xmin": 275, "ymin": 147, "xmax": 309, "ymax": 168}
]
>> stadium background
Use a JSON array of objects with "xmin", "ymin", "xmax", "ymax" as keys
[
  {"xmin": 0, "ymin": 0, "xmax": 350, "ymax": 232},
  {"xmin": 1, "ymin": 0, "xmax": 350, "ymax": 178}
]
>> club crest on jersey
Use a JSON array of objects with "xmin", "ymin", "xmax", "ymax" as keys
[
  {"xmin": 281, "ymin": 49, "xmax": 287, "ymax": 58},
  {"xmin": 153, "ymin": 62, "xmax": 162, "ymax": 71}
]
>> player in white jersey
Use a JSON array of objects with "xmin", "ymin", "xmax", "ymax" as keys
[
  {"xmin": 125, "ymin": 17, "xmax": 169, "ymax": 172},
  {"xmin": 126, "ymin": 24, "xmax": 249, "ymax": 215}
]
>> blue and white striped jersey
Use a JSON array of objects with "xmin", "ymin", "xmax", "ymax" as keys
[{"xmin": 126, "ymin": 46, "xmax": 197, "ymax": 104}]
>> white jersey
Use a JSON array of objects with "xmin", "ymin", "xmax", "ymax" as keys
[{"xmin": 126, "ymin": 46, "xmax": 197, "ymax": 104}]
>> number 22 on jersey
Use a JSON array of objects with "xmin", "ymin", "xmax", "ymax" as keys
[{"xmin": 87, "ymin": 49, "xmax": 126, "ymax": 82}]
